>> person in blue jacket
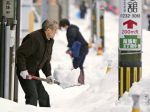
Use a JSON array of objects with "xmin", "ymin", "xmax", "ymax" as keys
[
  {"xmin": 59, "ymin": 19, "xmax": 88, "ymax": 84},
  {"xmin": 79, "ymin": 1, "xmax": 87, "ymax": 19}
]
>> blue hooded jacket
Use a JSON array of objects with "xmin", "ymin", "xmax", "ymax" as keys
[{"xmin": 66, "ymin": 25, "xmax": 88, "ymax": 57}]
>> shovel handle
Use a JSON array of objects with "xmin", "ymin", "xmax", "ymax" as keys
[{"xmin": 31, "ymin": 76, "xmax": 60, "ymax": 85}]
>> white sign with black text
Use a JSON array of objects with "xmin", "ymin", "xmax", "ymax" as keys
[
  {"xmin": 119, "ymin": 0, "xmax": 142, "ymax": 50},
  {"xmin": 3, "ymin": 0, "xmax": 14, "ymax": 18}
]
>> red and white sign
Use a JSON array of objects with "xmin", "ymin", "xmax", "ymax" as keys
[
  {"xmin": 119, "ymin": 0, "xmax": 142, "ymax": 50},
  {"xmin": 119, "ymin": 0, "xmax": 142, "ymax": 36}
]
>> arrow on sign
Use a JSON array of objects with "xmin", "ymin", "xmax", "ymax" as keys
[{"xmin": 123, "ymin": 20, "xmax": 137, "ymax": 29}]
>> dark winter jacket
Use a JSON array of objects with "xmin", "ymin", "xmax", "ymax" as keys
[
  {"xmin": 66, "ymin": 25, "xmax": 88, "ymax": 55},
  {"xmin": 16, "ymin": 29, "xmax": 54, "ymax": 77}
]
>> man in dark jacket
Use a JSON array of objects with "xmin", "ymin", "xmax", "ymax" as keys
[
  {"xmin": 59, "ymin": 19, "xmax": 88, "ymax": 84},
  {"xmin": 16, "ymin": 19, "xmax": 58, "ymax": 107}
]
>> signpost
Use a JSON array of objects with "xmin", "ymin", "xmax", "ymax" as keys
[
  {"xmin": 119, "ymin": 0, "xmax": 142, "ymax": 98},
  {"xmin": 0, "ymin": 0, "xmax": 19, "ymax": 102},
  {"xmin": 119, "ymin": 0, "xmax": 142, "ymax": 51}
]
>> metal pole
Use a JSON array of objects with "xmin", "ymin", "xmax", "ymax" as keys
[
  {"xmin": 47, "ymin": 0, "xmax": 60, "ymax": 22},
  {"xmin": 99, "ymin": 0, "xmax": 105, "ymax": 50},
  {"xmin": 0, "ymin": 16, "xmax": 6, "ymax": 98},
  {"xmin": 118, "ymin": 0, "xmax": 142, "ymax": 98},
  {"xmin": 96, "ymin": 0, "xmax": 104, "ymax": 55},
  {"xmin": 0, "ymin": 0, "xmax": 19, "ymax": 101},
  {"xmin": 60, "ymin": 0, "xmax": 69, "ymax": 19},
  {"xmin": 96, "ymin": 0, "xmax": 100, "ymax": 39},
  {"xmin": 10, "ymin": 20, "xmax": 17, "ymax": 101},
  {"xmin": 4, "ymin": 23, "xmax": 11, "ymax": 99},
  {"xmin": 91, "ymin": 0, "xmax": 96, "ymax": 43},
  {"xmin": 0, "ymin": 0, "xmax": 3, "ymax": 97},
  {"xmin": 88, "ymin": 0, "xmax": 94, "ymax": 48},
  {"xmin": 14, "ymin": 0, "xmax": 20, "ymax": 102}
]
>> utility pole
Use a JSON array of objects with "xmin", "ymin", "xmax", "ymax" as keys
[
  {"xmin": 0, "ymin": 0, "xmax": 20, "ymax": 101},
  {"xmin": 90, "ymin": 0, "xmax": 96, "ymax": 48},
  {"xmin": 60, "ymin": 0, "xmax": 69, "ymax": 19},
  {"xmin": 47, "ymin": 0, "xmax": 60, "ymax": 22},
  {"xmin": 42, "ymin": 0, "xmax": 60, "ymax": 22},
  {"xmin": 14, "ymin": 0, "xmax": 20, "ymax": 102},
  {"xmin": 88, "ymin": 0, "xmax": 94, "ymax": 48},
  {"xmin": 118, "ymin": 0, "xmax": 142, "ymax": 98},
  {"xmin": 96, "ymin": 0, "xmax": 105, "ymax": 55},
  {"xmin": 99, "ymin": 0, "xmax": 105, "ymax": 52},
  {"xmin": 0, "ymin": 0, "xmax": 5, "ymax": 97}
]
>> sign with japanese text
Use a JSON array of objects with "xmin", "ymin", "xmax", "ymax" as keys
[
  {"xmin": 119, "ymin": 0, "xmax": 142, "ymax": 50},
  {"xmin": 3, "ymin": 0, "xmax": 14, "ymax": 18}
]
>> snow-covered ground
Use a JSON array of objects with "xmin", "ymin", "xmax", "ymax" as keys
[{"xmin": 1, "ymin": 2, "xmax": 150, "ymax": 112}]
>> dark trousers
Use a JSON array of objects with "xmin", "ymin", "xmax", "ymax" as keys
[{"xmin": 17, "ymin": 70, "xmax": 50, "ymax": 107}]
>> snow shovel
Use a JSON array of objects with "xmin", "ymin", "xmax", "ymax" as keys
[
  {"xmin": 31, "ymin": 76, "xmax": 60, "ymax": 85},
  {"xmin": 31, "ymin": 76, "xmax": 81, "ymax": 89}
]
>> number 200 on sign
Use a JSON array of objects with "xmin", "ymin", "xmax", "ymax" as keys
[{"xmin": 122, "ymin": 30, "xmax": 138, "ymax": 34}]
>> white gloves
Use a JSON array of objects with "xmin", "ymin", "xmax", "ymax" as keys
[
  {"xmin": 20, "ymin": 71, "xmax": 54, "ymax": 83},
  {"xmin": 46, "ymin": 76, "xmax": 54, "ymax": 84},
  {"xmin": 20, "ymin": 70, "xmax": 31, "ymax": 79}
]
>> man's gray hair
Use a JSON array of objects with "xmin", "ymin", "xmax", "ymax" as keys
[{"xmin": 42, "ymin": 19, "xmax": 58, "ymax": 31}]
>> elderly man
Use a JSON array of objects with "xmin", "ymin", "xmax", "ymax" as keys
[{"xmin": 16, "ymin": 19, "xmax": 58, "ymax": 107}]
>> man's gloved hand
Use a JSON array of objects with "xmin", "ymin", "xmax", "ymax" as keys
[
  {"xmin": 46, "ymin": 76, "xmax": 54, "ymax": 84},
  {"xmin": 20, "ymin": 70, "xmax": 32, "ymax": 79},
  {"xmin": 66, "ymin": 49, "xmax": 72, "ymax": 57}
]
